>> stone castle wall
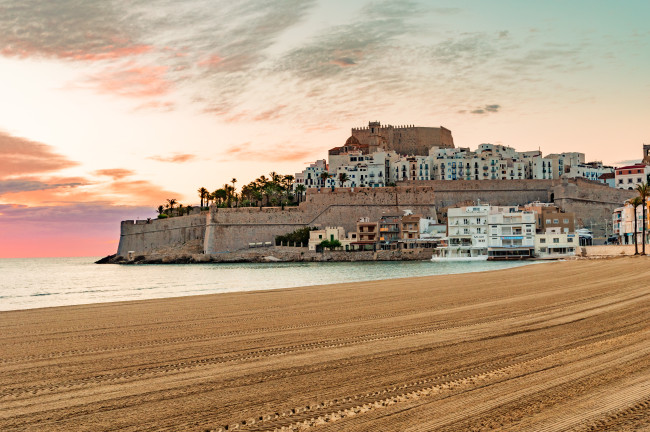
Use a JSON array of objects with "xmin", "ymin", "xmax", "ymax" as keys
[
  {"xmin": 118, "ymin": 213, "xmax": 206, "ymax": 256},
  {"xmin": 117, "ymin": 179, "xmax": 635, "ymax": 257},
  {"xmin": 553, "ymin": 180, "xmax": 635, "ymax": 232},
  {"xmin": 351, "ymin": 125, "xmax": 454, "ymax": 155}
]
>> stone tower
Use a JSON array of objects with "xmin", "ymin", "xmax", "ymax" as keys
[{"xmin": 368, "ymin": 121, "xmax": 385, "ymax": 153}]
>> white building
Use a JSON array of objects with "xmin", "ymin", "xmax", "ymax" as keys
[
  {"xmin": 438, "ymin": 205, "xmax": 490, "ymax": 258},
  {"xmin": 487, "ymin": 209, "xmax": 536, "ymax": 259},
  {"xmin": 294, "ymin": 159, "xmax": 328, "ymax": 190},
  {"xmin": 615, "ymin": 164, "xmax": 650, "ymax": 190},
  {"xmin": 535, "ymin": 228, "xmax": 577, "ymax": 257},
  {"xmin": 531, "ymin": 157, "xmax": 555, "ymax": 180},
  {"xmin": 565, "ymin": 162, "xmax": 614, "ymax": 184},
  {"xmin": 612, "ymin": 202, "xmax": 649, "ymax": 245},
  {"xmin": 308, "ymin": 227, "xmax": 357, "ymax": 251}
]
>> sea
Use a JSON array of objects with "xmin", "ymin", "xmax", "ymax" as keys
[{"xmin": 0, "ymin": 257, "xmax": 535, "ymax": 312}]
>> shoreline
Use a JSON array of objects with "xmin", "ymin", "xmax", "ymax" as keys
[
  {"xmin": 0, "ymin": 261, "xmax": 549, "ymax": 314},
  {"xmin": 3, "ymin": 258, "xmax": 650, "ymax": 431}
]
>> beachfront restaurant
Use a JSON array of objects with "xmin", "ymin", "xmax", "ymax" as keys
[{"xmin": 487, "ymin": 244, "xmax": 535, "ymax": 260}]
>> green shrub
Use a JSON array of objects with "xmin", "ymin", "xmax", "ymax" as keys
[
  {"xmin": 157, "ymin": 213, "xmax": 169, "ymax": 219},
  {"xmin": 275, "ymin": 227, "xmax": 316, "ymax": 245},
  {"xmin": 319, "ymin": 239, "xmax": 342, "ymax": 250}
]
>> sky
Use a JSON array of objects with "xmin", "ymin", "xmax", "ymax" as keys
[{"xmin": 0, "ymin": 0, "xmax": 649, "ymax": 258}]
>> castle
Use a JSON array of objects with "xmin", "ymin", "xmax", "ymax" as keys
[{"xmin": 348, "ymin": 121, "xmax": 454, "ymax": 156}]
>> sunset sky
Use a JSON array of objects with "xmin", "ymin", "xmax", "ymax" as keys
[{"xmin": 1, "ymin": 0, "xmax": 649, "ymax": 257}]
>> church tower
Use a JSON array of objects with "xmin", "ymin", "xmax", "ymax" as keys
[{"xmin": 368, "ymin": 121, "xmax": 385, "ymax": 153}]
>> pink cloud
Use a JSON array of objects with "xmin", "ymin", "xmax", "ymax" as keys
[
  {"xmin": 198, "ymin": 54, "xmax": 224, "ymax": 68},
  {"xmin": 253, "ymin": 105, "xmax": 287, "ymax": 121},
  {"xmin": 0, "ymin": 40, "xmax": 153, "ymax": 62},
  {"xmin": 94, "ymin": 169, "xmax": 135, "ymax": 180},
  {"xmin": 86, "ymin": 63, "xmax": 172, "ymax": 98},
  {"xmin": 133, "ymin": 100, "xmax": 176, "ymax": 112},
  {"xmin": 0, "ymin": 131, "xmax": 78, "ymax": 179},
  {"xmin": 148, "ymin": 153, "xmax": 196, "ymax": 163},
  {"xmin": 60, "ymin": 44, "xmax": 154, "ymax": 61}
]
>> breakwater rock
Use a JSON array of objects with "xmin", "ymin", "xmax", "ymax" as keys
[{"xmin": 96, "ymin": 248, "xmax": 435, "ymax": 264}]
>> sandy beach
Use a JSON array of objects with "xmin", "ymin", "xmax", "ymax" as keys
[{"xmin": 2, "ymin": 258, "xmax": 650, "ymax": 431}]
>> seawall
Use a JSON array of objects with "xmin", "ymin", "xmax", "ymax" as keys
[{"xmin": 116, "ymin": 179, "xmax": 635, "ymax": 257}]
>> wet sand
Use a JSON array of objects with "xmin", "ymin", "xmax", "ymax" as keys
[{"xmin": 2, "ymin": 258, "xmax": 650, "ymax": 431}]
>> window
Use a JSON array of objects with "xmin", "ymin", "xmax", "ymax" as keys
[
  {"xmin": 563, "ymin": 219, "xmax": 569, "ymax": 224},
  {"xmin": 546, "ymin": 219, "xmax": 551, "ymax": 224},
  {"xmin": 568, "ymin": 237, "xmax": 573, "ymax": 242},
  {"xmin": 553, "ymin": 219, "xmax": 559, "ymax": 224},
  {"xmin": 540, "ymin": 238, "xmax": 546, "ymax": 243},
  {"xmin": 553, "ymin": 238, "xmax": 559, "ymax": 243}
]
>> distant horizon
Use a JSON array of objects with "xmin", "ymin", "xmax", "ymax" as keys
[{"xmin": 1, "ymin": 0, "xmax": 649, "ymax": 257}]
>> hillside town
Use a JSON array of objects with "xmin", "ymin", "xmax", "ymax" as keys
[
  {"xmin": 293, "ymin": 122, "xmax": 650, "ymax": 190},
  {"xmin": 127, "ymin": 121, "xmax": 649, "ymax": 263}
]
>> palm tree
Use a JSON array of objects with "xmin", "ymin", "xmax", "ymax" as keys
[
  {"xmin": 295, "ymin": 184, "xmax": 306, "ymax": 204},
  {"xmin": 338, "ymin": 173, "xmax": 349, "ymax": 187},
  {"xmin": 320, "ymin": 171, "xmax": 330, "ymax": 188},
  {"xmin": 269, "ymin": 171, "xmax": 282, "ymax": 188},
  {"xmin": 282, "ymin": 175, "xmax": 294, "ymax": 191},
  {"xmin": 629, "ymin": 197, "xmax": 643, "ymax": 255},
  {"xmin": 157, "ymin": 205, "xmax": 164, "ymax": 215},
  {"xmin": 197, "ymin": 187, "xmax": 209, "ymax": 208},
  {"xmin": 166, "ymin": 198, "xmax": 177, "ymax": 210},
  {"xmin": 214, "ymin": 189, "xmax": 227, "ymax": 206},
  {"xmin": 636, "ymin": 182, "xmax": 649, "ymax": 255},
  {"xmin": 231, "ymin": 178, "xmax": 238, "ymax": 207}
]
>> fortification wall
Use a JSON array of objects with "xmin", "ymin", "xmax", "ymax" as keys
[
  {"xmin": 204, "ymin": 187, "xmax": 439, "ymax": 252},
  {"xmin": 117, "ymin": 213, "xmax": 206, "ymax": 256},
  {"xmin": 116, "ymin": 179, "xmax": 634, "ymax": 257},
  {"xmin": 553, "ymin": 180, "xmax": 635, "ymax": 236}
]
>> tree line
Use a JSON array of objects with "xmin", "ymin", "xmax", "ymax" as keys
[{"xmin": 157, "ymin": 172, "xmax": 310, "ymax": 218}]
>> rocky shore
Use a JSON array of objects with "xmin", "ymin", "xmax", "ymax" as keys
[{"xmin": 96, "ymin": 248, "xmax": 435, "ymax": 264}]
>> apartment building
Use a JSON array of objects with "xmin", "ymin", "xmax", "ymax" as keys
[
  {"xmin": 615, "ymin": 164, "xmax": 650, "ymax": 190},
  {"xmin": 441, "ymin": 205, "xmax": 490, "ymax": 258},
  {"xmin": 523, "ymin": 202, "xmax": 575, "ymax": 233},
  {"xmin": 487, "ymin": 209, "xmax": 536, "ymax": 259},
  {"xmin": 535, "ymin": 228, "xmax": 577, "ymax": 257},
  {"xmin": 378, "ymin": 215, "xmax": 401, "ymax": 249}
]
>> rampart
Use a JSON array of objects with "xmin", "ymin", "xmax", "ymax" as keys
[{"xmin": 116, "ymin": 179, "xmax": 635, "ymax": 257}]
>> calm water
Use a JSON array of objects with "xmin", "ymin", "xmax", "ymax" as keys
[{"xmin": 0, "ymin": 257, "xmax": 536, "ymax": 311}]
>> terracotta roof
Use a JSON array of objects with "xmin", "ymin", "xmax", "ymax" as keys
[
  {"xmin": 598, "ymin": 172, "xmax": 615, "ymax": 179},
  {"xmin": 616, "ymin": 163, "xmax": 648, "ymax": 170},
  {"xmin": 345, "ymin": 135, "xmax": 360, "ymax": 145}
]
